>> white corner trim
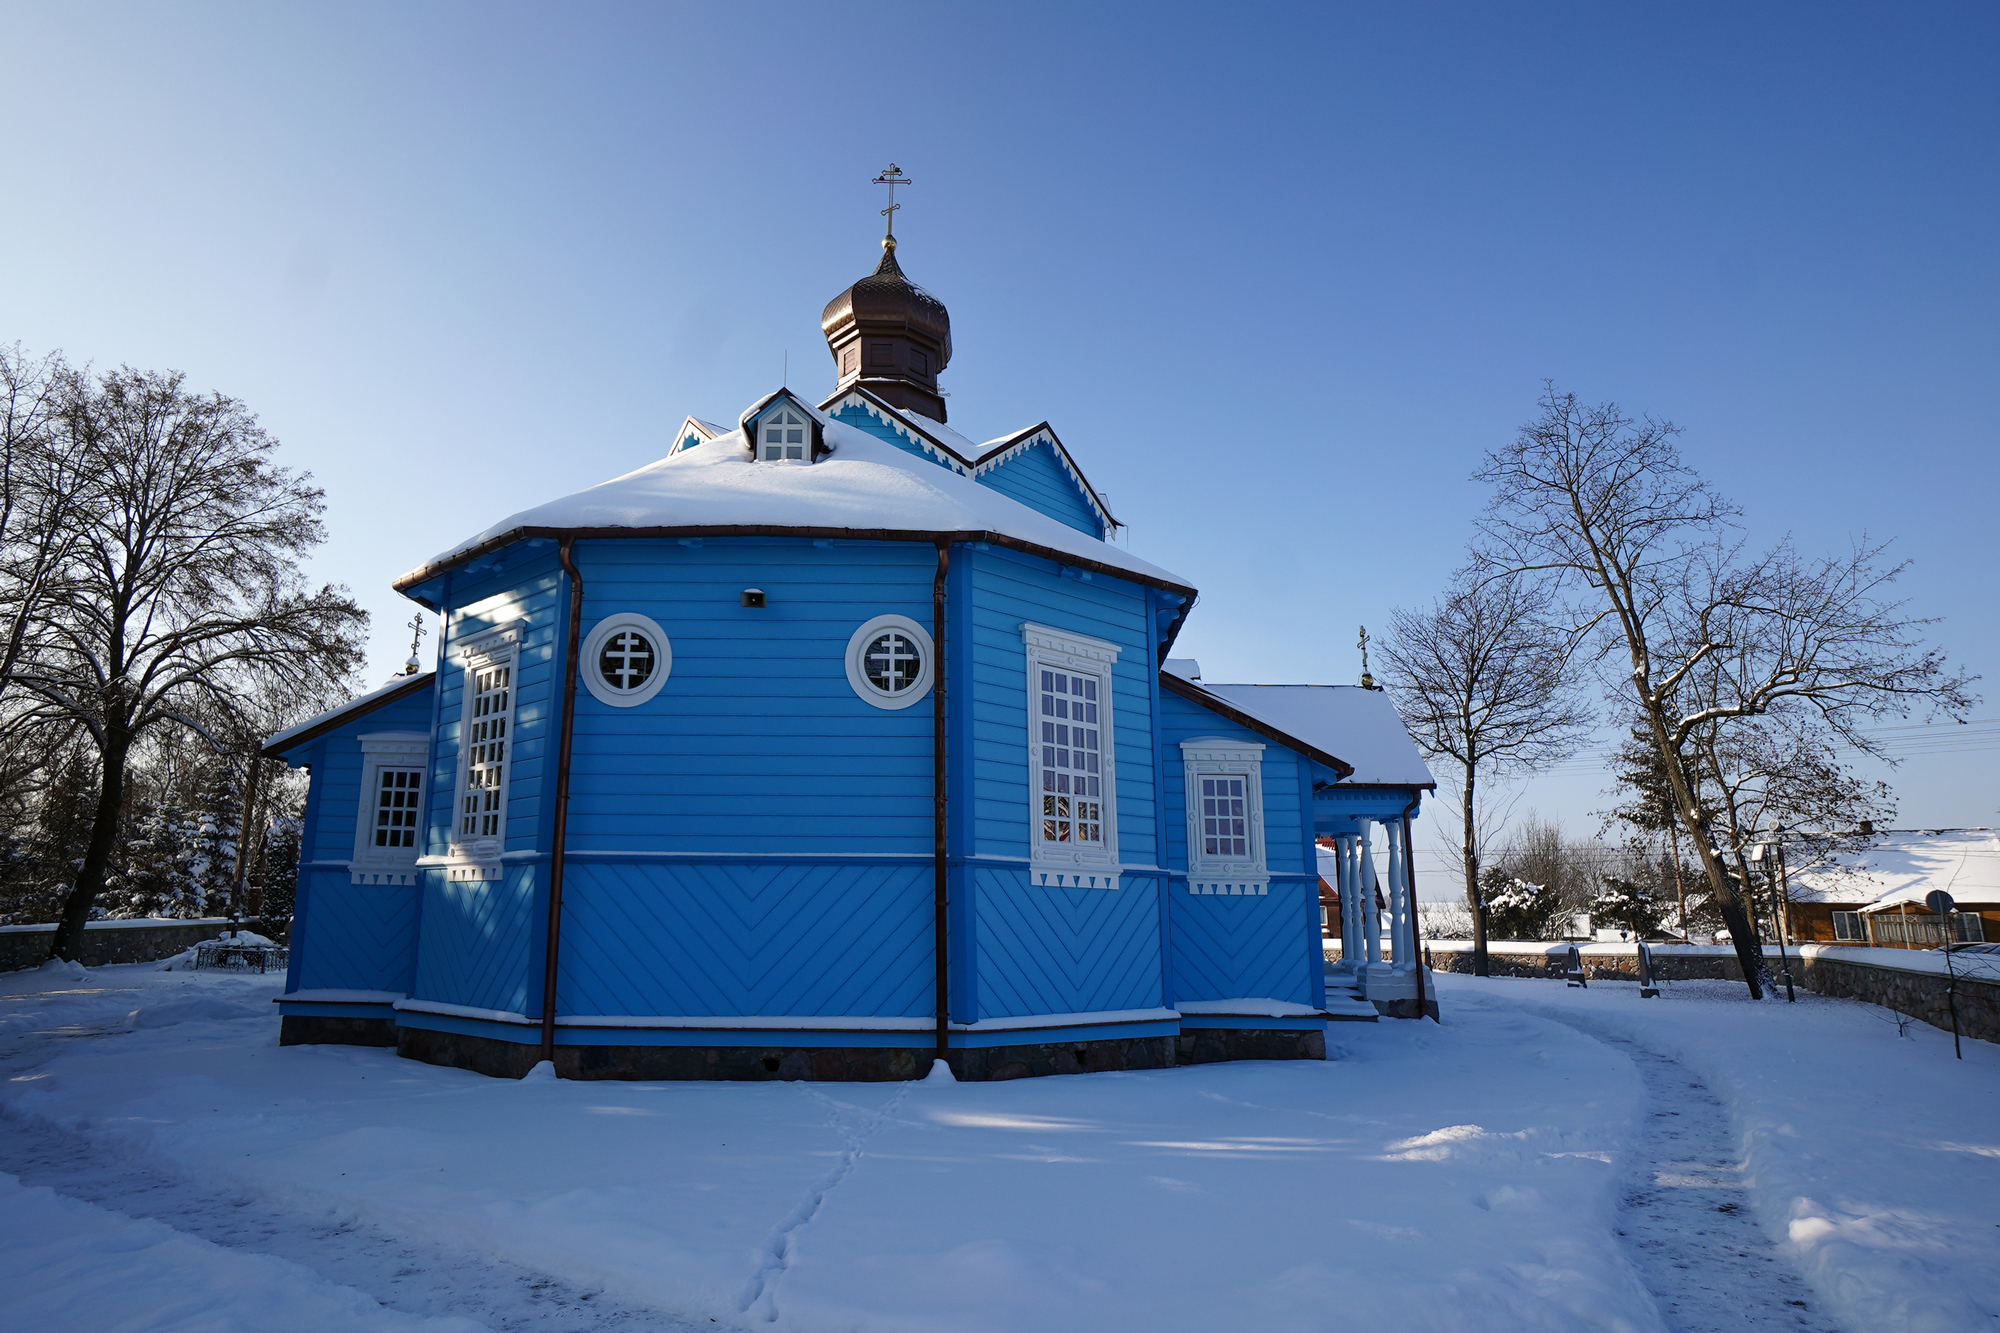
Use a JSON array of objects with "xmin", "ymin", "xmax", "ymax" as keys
[
  {"xmin": 845, "ymin": 614, "xmax": 935, "ymax": 710},
  {"xmin": 580, "ymin": 612, "xmax": 672, "ymax": 707}
]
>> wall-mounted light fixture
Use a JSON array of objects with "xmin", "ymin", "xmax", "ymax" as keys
[{"xmin": 740, "ymin": 588, "xmax": 767, "ymax": 608}]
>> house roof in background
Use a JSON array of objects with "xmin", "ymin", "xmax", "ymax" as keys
[{"xmin": 1789, "ymin": 828, "xmax": 2000, "ymax": 909}]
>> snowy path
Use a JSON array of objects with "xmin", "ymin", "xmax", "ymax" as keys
[
  {"xmin": 1569, "ymin": 1024, "xmax": 1839, "ymax": 1332},
  {"xmin": 0, "ymin": 1110, "xmax": 702, "ymax": 1332}
]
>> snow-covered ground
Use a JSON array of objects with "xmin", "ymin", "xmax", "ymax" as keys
[{"xmin": 0, "ymin": 959, "xmax": 1993, "ymax": 1332}]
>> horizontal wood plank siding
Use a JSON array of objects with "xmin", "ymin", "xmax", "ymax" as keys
[
  {"xmin": 976, "ymin": 441, "xmax": 1103, "ymax": 538},
  {"xmin": 305, "ymin": 689, "xmax": 437, "ymax": 864},
  {"xmin": 1159, "ymin": 689, "xmax": 1317, "ymax": 1006},
  {"xmin": 561, "ymin": 538, "xmax": 937, "ymax": 854},
  {"xmin": 554, "ymin": 860, "xmax": 933, "ymax": 1018}
]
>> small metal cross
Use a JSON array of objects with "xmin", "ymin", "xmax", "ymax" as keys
[
  {"xmin": 872, "ymin": 164, "xmax": 912, "ymax": 239},
  {"xmin": 1358, "ymin": 624, "xmax": 1376, "ymax": 690},
  {"xmin": 404, "ymin": 613, "xmax": 426, "ymax": 675}
]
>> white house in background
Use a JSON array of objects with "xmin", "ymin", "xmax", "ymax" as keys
[{"xmin": 1787, "ymin": 828, "xmax": 1998, "ymax": 948}]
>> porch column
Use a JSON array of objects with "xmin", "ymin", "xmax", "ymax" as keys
[
  {"xmin": 1359, "ymin": 820, "xmax": 1383, "ymax": 966},
  {"xmin": 1338, "ymin": 833, "xmax": 1362, "ymax": 971},
  {"xmin": 1385, "ymin": 816, "xmax": 1409, "ymax": 973}
]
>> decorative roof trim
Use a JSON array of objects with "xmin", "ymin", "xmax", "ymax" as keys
[
  {"xmin": 393, "ymin": 525, "xmax": 1198, "ymax": 604},
  {"xmin": 1160, "ymin": 670, "xmax": 1356, "ymax": 779},
  {"xmin": 261, "ymin": 672, "xmax": 435, "ymax": 759},
  {"xmin": 666, "ymin": 415, "xmax": 725, "ymax": 458},
  {"xmin": 969, "ymin": 422, "xmax": 1118, "ymax": 534},
  {"xmin": 817, "ymin": 385, "xmax": 970, "ymax": 474}
]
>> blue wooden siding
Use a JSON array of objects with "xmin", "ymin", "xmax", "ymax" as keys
[
  {"xmin": 555, "ymin": 859, "xmax": 933, "ymax": 1017},
  {"xmin": 561, "ymin": 538, "xmax": 938, "ymax": 854},
  {"xmin": 975, "ymin": 441, "xmax": 1104, "ymax": 539},
  {"xmin": 970, "ymin": 866, "xmax": 1162, "ymax": 1019},
  {"xmin": 300, "ymin": 688, "xmax": 437, "ymax": 866},
  {"xmin": 1159, "ymin": 688, "xmax": 1317, "ymax": 1005},
  {"xmin": 292, "ymin": 875, "xmax": 420, "ymax": 994},
  {"xmin": 410, "ymin": 863, "xmax": 540, "ymax": 1016},
  {"xmin": 964, "ymin": 545, "xmax": 1155, "ymax": 869},
  {"xmin": 427, "ymin": 548, "xmax": 562, "ymax": 859}
]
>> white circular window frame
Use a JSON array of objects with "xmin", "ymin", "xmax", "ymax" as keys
[
  {"xmin": 845, "ymin": 614, "xmax": 934, "ymax": 711},
  {"xmin": 581, "ymin": 612, "xmax": 672, "ymax": 708}
]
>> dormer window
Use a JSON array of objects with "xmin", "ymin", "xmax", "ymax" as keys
[{"xmin": 761, "ymin": 409, "xmax": 809, "ymax": 462}]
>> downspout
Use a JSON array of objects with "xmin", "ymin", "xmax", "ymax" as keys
[
  {"xmin": 539, "ymin": 536, "xmax": 585, "ymax": 1069},
  {"xmin": 1402, "ymin": 795, "xmax": 1436, "ymax": 1023},
  {"xmin": 932, "ymin": 541, "xmax": 951, "ymax": 1069}
]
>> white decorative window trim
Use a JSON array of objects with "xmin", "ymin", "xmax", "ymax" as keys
[
  {"xmin": 350, "ymin": 731, "xmax": 428, "ymax": 884},
  {"xmin": 1022, "ymin": 622, "xmax": 1120, "ymax": 890},
  {"xmin": 756, "ymin": 404, "xmax": 813, "ymax": 462},
  {"xmin": 449, "ymin": 619, "xmax": 523, "ymax": 865},
  {"xmin": 1182, "ymin": 737, "xmax": 1268, "ymax": 895},
  {"xmin": 845, "ymin": 615, "xmax": 934, "ymax": 710},
  {"xmin": 581, "ymin": 612, "xmax": 671, "ymax": 708}
]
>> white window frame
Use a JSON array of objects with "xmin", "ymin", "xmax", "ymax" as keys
[
  {"xmin": 449, "ymin": 620, "xmax": 523, "ymax": 871},
  {"xmin": 1180, "ymin": 737, "xmax": 1268, "ymax": 896},
  {"xmin": 350, "ymin": 731, "xmax": 428, "ymax": 885},
  {"xmin": 1830, "ymin": 909, "xmax": 1867, "ymax": 942},
  {"xmin": 845, "ymin": 614, "xmax": 934, "ymax": 710},
  {"xmin": 1954, "ymin": 911, "xmax": 1987, "ymax": 943},
  {"xmin": 581, "ymin": 612, "xmax": 671, "ymax": 708},
  {"xmin": 756, "ymin": 406, "xmax": 811, "ymax": 462},
  {"xmin": 1022, "ymin": 622, "xmax": 1120, "ymax": 890}
]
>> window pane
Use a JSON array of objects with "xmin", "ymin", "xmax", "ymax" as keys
[{"xmin": 787, "ymin": 446, "xmax": 802, "ymax": 459}]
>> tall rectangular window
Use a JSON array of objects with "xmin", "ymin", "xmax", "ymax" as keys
[
  {"xmin": 1022, "ymin": 623, "xmax": 1122, "ymax": 889},
  {"xmin": 461, "ymin": 661, "xmax": 510, "ymax": 839},
  {"xmin": 351, "ymin": 731, "xmax": 428, "ymax": 885},
  {"xmin": 1039, "ymin": 667, "xmax": 1103, "ymax": 847},
  {"xmin": 374, "ymin": 769, "xmax": 422, "ymax": 847},
  {"xmin": 1181, "ymin": 738, "xmax": 1267, "ymax": 895}
]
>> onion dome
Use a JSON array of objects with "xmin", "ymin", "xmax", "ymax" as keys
[{"xmin": 821, "ymin": 237, "xmax": 953, "ymax": 423}]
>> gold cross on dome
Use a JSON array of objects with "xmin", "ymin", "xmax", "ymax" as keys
[{"xmin": 872, "ymin": 164, "xmax": 912, "ymax": 239}]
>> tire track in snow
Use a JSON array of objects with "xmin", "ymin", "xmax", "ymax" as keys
[
  {"xmin": 735, "ymin": 1082, "xmax": 914, "ymax": 1324},
  {"xmin": 1554, "ymin": 1021, "xmax": 1841, "ymax": 1333}
]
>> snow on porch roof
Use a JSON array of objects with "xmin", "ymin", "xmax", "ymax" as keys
[
  {"xmin": 1196, "ymin": 684, "xmax": 1437, "ymax": 789},
  {"xmin": 396, "ymin": 415, "xmax": 1190, "ymax": 595},
  {"xmin": 1789, "ymin": 828, "xmax": 2000, "ymax": 910}
]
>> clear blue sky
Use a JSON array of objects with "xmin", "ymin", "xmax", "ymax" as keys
[{"xmin": 4, "ymin": 3, "xmax": 1995, "ymax": 874}]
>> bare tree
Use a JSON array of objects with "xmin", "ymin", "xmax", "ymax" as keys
[
  {"xmin": 1476, "ymin": 384, "xmax": 1975, "ymax": 995},
  {"xmin": 1379, "ymin": 572, "xmax": 1590, "ymax": 975},
  {"xmin": 10, "ymin": 366, "xmax": 367, "ymax": 960},
  {"xmin": 0, "ymin": 344, "xmax": 85, "ymax": 706}
]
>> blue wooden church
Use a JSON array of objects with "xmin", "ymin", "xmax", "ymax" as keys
[{"xmin": 265, "ymin": 208, "xmax": 1436, "ymax": 1081}]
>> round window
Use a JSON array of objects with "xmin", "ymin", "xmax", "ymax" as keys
[
  {"xmin": 581, "ymin": 613, "xmax": 672, "ymax": 707},
  {"xmin": 845, "ymin": 615, "xmax": 934, "ymax": 710}
]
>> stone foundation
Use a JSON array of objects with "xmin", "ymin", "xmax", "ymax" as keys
[
  {"xmin": 1793, "ymin": 951, "xmax": 1998, "ymax": 1046},
  {"xmin": 387, "ymin": 1024, "xmax": 1325, "ymax": 1082},
  {"xmin": 280, "ymin": 1014, "xmax": 397, "ymax": 1047}
]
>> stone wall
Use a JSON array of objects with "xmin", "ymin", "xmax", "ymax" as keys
[
  {"xmin": 1415, "ymin": 944, "xmax": 1751, "ymax": 982},
  {"xmin": 1792, "ymin": 949, "xmax": 1999, "ymax": 1046},
  {"xmin": 0, "ymin": 918, "xmax": 271, "ymax": 972}
]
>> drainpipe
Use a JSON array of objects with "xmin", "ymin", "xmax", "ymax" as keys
[
  {"xmin": 1402, "ymin": 795, "xmax": 1436, "ymax": 1023},
  {"xmin": 932, "ymin": 541, "xmax": 951, "ymax": 1069},
  {"xmin": 540, "ymin": 536, "xmax": 585, "ymax": 1070}
]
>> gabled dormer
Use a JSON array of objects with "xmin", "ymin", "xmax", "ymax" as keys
[
  {"xmin": 972, "ymin": 424, "xmax": 1117, "ymax": 540},
  {"xmin": 666, "ymin": 415, "xmax": 728, "ymax": 459},
  {"xmin": 739, "ymin": 389, "xmax": 828, "ymax": 464}
]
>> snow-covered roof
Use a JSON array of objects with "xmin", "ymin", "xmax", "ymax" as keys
[
  {"xmin": 1197, "ymin": 684, "xmax": 1436, "ymax": 788},
  {"xmin": 1789, "ymin": 829, "xmax": 2000, "ymax": 910},
  {"xmin": 260, "ymin": 672, "xmax": 434, "ymax": 757},
  {"xmin": 1163, "ymin": 658, "xmax": 1201, "ymax": 682},
  {"xmin": 397, "ymin": 414, "xmax": 1185, "ymax": 594}
]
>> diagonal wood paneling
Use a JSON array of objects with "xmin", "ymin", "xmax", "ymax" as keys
[
  {"xmin": 973, "ymin": 866, "xmax": 1160, "ymax": 1020},
  {"xmin": 555, "ymin": 860, "xmax": 934, "ymax": 1018},
  {"xmin": 295, "ymin": 872, "xmax": 419, "ymax": 994},
  {"xmin": 1170, "ymin": 883, "xmax": 1312, "ymax": 1005},
  {"xmin": 411, "ymin": 865, "xmax": 538, "ymax": 1015}
]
